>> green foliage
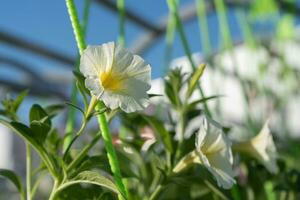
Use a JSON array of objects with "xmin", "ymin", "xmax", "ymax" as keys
[
  {"xmin": 0, "ymin": 169, "xmax": 25, "ymax": 200},
  {"xmin": 1, "ymin": 0, "xmax": 300, "ymax": 199}
]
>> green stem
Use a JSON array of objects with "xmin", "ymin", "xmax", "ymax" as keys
[
  {"xmin": 117, "ymin": 0, "xmax": 125, "ymax": 46},
  {"xmin": 214, "ymin": 0, "xmax": 232, "ymax": 50},
  {"xmin": 149, "ymin": 184, "xmax": 163, "ymax": 200},
  {"xmin": 196, "ymin": 0, "xmax": 212, "ymax": 57},
  {"xmin": 214, "ymin": 0, "xmax": 254, "ymax": 125},
  {"xmin": 163, "ymin": 0, "xmax": 178, "ymax": 74},
  {"xmin": 26, "ymin": 143, "xmax": 32, "ymax": 200},
  {"xmin": 96, "ymin": 101, "xmax": 128, "ymax": 199},
  {"xmin": 63, "ymin": 0, "xmax": 91, "ymax": 151},
  {"xmin": 48, "ymin": 180, "xmax": 59, "ymax": 200},
  {"xmin": 167, "ymin": 0, "xmax": 212, "ymax": 117},
  {"xmin": 65, "ymin": 0, "xmax": 86, "ymax": 54},
  {"xmin": 67, "ymin": 133, "xmax": 101, "ymax": 172},
  {"xmin": 63, "ymin": 94, "xmax": 98, "ymax": 159},
  {"xmin": 65, "ymin": 0, "xmax": 127, "ymax": 198}
]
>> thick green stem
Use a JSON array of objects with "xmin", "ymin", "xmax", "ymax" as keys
[
  {"xmin": 63, "ymin": 0, "xmax": 91, "ymax": 152},
  {"xmin": 65, "ymin": 0, "xmax": 128, "ymax": 198},
  {"xmin": 96, "ymin": 101, "xmax": 128, "ymax": 199},
  {"xmin": 65, "ymin": 0, "xmax": 86, "ymax": 54},
  {"xmin": 26, "ymin": 143, "xmax": 32, "ymax": 200}
]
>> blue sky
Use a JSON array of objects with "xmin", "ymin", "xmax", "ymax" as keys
[
  {"xmin": 1, "ymin": 0, "xmax": 297, "ymax": 94},
  {"xmin": 0, "ymin": 0, "xmax": 242, "ymax": 80}
]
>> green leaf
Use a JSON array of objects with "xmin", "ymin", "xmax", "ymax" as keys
[
  {"xmin": 12, "ymin": 90, "xmax": 29, "ymax": 112},
  {"xmin": 73, "ymin": 70, "xmax": 90, "ymax": 95},
  {"xmin": 30, "ymin": 121, "xmax": 51, "ymax": 143},
  {"xmin": 0, "ymin": 169, "xmax": 25, "ymax": 200},
  {"xmin": 45, "ymin": 104, "xmax": 65, "ymax": 118},
  {"xmin": 187, "ymin": 95, "xmax": 222, "ymax": 111},
  {"xmin": 0, "ymin": 119, "xmax": 57, "ymax": 178},
  {"xmin": 52, "ymin": 171, "xmax": 120, "ymax": 199},
  {"xmin": 143, "ymin": 115, "xmax": 173, "ymax": 153},
  {"xmin": 148, "ymin": 93, "xmax": 163, "ymax": 98},
  {"xmin": 65, "ymin": 102, "xmax": 85, "ymax": 115},
  {"xmin": 29, "ymin": 104, "xmax": 52, "ymax": 143},
  {"xmin": 186, "ymin": 64, "xmax": 206, "ymax": 98},
  {"xmin": 29, "ymin": 104, "xmax": 51, "ymax": 125},
  {"xmin": 276, "ymin": 14, "xmax": 295, "ymax": 41}
]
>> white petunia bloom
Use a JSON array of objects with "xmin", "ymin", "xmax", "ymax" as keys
[
  {"xmin": 173, "ymin": 118, "xmax": 236, "ymax": 189},
  {"xmin": 233, "ymin": 121, "xmax": 278, "ymax": 173},
  {"xmin": 80, "ymin": 42, "xmax": 151, "ymax": 113}
]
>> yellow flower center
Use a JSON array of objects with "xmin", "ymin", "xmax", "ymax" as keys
[{"xmin": 99, "ymin": 71, "xmax": 124, "ymax": 92}]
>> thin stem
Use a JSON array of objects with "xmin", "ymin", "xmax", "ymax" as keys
[
  {"xmin": 214, "ymin": 0, "xmax": 232, "ymax": 50},
  {"xmin": 26, "ymin": 143, "xmax": 32, "ymax": 200},
  {"xmin": 196, "ymin": 0, "xmax": 212, "ymax": 57},
  {"xmin": 167, "ymin": 0, "xmax": 212, "ymax": 117},
  {"xmin": 67, "ymin": 133, "xmax": 102, "ymax": 172},
  {"xmin": 63, "ymin": 0, "xmax": 91, "ymax": 151},
  {"xmin": 48, "ymin": 180, "xmax": 59, "ymax": 200},
  {"xmin": 63, "ymin": 84, "xmax": 77, "ymax": 152},
  {"xmin": 65, "ymin": 0, "xmax": 127, "ymax": 198},
  {"xmin": 96, "ymin": 102, "xmax": 128, "ymax": 199},
  {"xmin": 63, "ymin": 80, "xmax": 97, "ymax": 159},
  {"xmin": 163, "ymin": 0, "xmax": 178, "ymax": 74},
  {"xmin": 149, "ymin": 184, "xmax": 163, "ymax": 200},
  {"xmin": 65, "ymin": 0, "xmax": 86, "ymax": 54},
  {"xmin": 117, "ymin": 0, "xmax": 125, "ymax": 46}
]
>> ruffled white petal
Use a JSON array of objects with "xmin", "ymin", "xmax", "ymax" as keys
[
  {"xmin": 80, "ymin": 43, "xmax": 114, "ymax": 77},
  {"xmin": 79, "ymin": 42, "xmax": 151, "ymax": 113}
]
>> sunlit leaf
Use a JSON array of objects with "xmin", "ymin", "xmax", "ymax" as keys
[
  {"xmin": 186, "ymin": 64, "xmax": 206, "ymax": 98},
  {"xmin": 52, "ymin": 171, "xmax": 120, "ymax": 199}
]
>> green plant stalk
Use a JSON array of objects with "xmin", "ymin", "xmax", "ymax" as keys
[
  {"xmin": 214, "ymin": 0, "xmax": 253, "ymax": 125},
  {"xmin": 163, "ymin": 0, "xmax": 178, "ymax": 74},
  {"xmin": 65, "ymin": 0, "xmax": 127, "ymax": 198},
  {"xmin": 213, "ymin": 0, "xmax": 232, "ymax": 50},
  {"xmin": 235, "ymin": 9, "xmax": 257, "ymax": 49},
  {"xmin": 96, "ymin": 102, "xmax": 128, "ymax": 199},
  {"xmin": 67, "ymin": 133, "xmax": 102, "ymax": 172},
  {"xmin": 63, "ymin": 92, "xmax": 98, "ymax": 160},
  {"xmin": 149, "ymin": 184, "xmax": 163, "ymax": 200},
  {"xmin": 196, "ymin": 0, "xmax": 212, "ymax": 57},
  {"xmin": 63, "ymin": 0, "xmax": 91, "ymax": 151},
  {"xmin": 117, "ymin": 0, "xmax": 125, "ymax": 46},
  {"xmin": 63, "ymin": 84, "xmax": 77, "ymax": 152},
  {"xmin": 26, "ymin": 143, "xmax": 32, "ymax": 200},
  {"xmin": 167, "ymin": 0, "xmax": 212, "ymax": 117},
  {"xmin": 65, "ymin": 0, "xmax": 86, "ymax": 54}
]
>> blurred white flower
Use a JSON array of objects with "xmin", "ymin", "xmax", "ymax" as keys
[
  {"xmin": 233, "ymin": 121, "xmax": 278, "ymax": 173},
  {"xmin": 173, "ymin": 118, "xmax": 236, "ymax": 189},
  {"xmin": 80, "ymin": 42, "xmax": 151, "ymax": 113}
]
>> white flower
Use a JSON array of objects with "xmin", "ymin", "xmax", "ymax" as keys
[
  {"xmin": 233, "ymin": 121, "xmax": 278, "ymax": 173},
  {"xmin": 173, "ymin": 118, "xmax": 236, "ymax": 189},
  {"xmin": 80, "ymin": 42, "xmax": 151, "ymax": 113}
]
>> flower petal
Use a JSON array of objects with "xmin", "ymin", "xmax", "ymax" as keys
[{"xmin": 80, "ymin": 43, "xmax": 114, "ymax": 77}]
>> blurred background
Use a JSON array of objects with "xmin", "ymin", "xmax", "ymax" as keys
[{"xmin": 1, "ymin": 0, "xmax": 300, "ymax": 199}]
